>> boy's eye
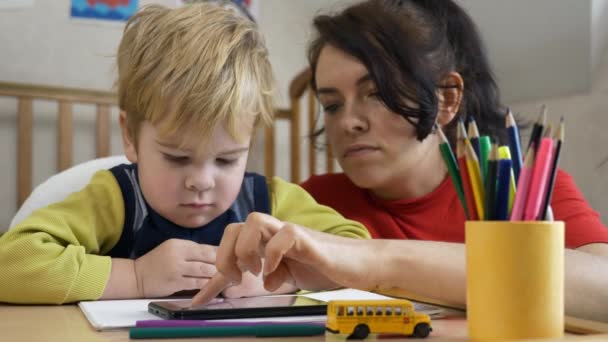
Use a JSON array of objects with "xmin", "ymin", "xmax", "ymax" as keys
[
  {"xmin": 216, "ymin": 158, "xmax": 237, "ymax": 166},
  {"xmin": 163, "ymin": 154, "xmax": 190, "ymax": 164}
]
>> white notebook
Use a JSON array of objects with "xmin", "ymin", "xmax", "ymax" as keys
[{"xmin": 78, "ymin": 288, "xmax": 443, "ymax": 331}]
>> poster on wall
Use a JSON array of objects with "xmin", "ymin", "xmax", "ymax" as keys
[
  {"xmin": 176, "ymin": 0, "xmax": 258, "ymax": 21},
  {"xmin": 71, "ymin": 0, "xmax": 139, "ymax": 22},
  {"xmin": 0, "ymin": 0, "xmax": 34, "ymax": 9}
]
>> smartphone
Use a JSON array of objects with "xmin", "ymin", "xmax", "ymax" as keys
[{"xmin": 149, "ymin": 295, "xmax": 327, "ymax": 320}]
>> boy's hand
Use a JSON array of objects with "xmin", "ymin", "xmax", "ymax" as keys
[{"xmin": 134, "ymin": 239, "xmax": 217, "ymax": 298}]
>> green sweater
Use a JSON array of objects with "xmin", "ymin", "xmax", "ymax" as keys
[{"xmin": 0, "ymin": 170, "xmax": 369, "ymax": 304}]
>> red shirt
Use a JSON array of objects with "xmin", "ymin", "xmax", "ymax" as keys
[{"xmin": 301, "ymin": 169, "xmax": 608, "ymax": 248}]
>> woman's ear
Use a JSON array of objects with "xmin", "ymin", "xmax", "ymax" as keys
[
  {"xmin": 119, "ymin": 111, "xmax": 138, "ymax": 163},
  {"xmin": 436, "ymin": 72, "xmax": 464, "ymax": 126}
]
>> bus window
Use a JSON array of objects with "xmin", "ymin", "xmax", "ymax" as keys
[
  {"xmin": 366, "ymin": 306, "xmax": 374, "ymax": 316},
  {"xmin": 357, "ymin": 306, "xmax": 364, "ymax": 316},
  {"xmin": 395, "ymin": 306, "xmax": 402, "ymax": 315},
  {"xmin": 386, "ymin": 307, "xmax": 393, "ymax": 316},
  {"xmin": 337, "ymin": 306, "xmax": 344, "ymax": 316},
  {"xmin": 376, "ymin": 306, "xmax": 383, "ymax": 315},
  {"xmin": 347, "ymin": 306, "xmax": 354, "ymax": 316}
]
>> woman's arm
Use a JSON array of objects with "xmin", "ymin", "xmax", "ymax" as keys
[
  {"xmin": 194, "ymin": 219, "xmax": 608, "ymax": 322},
  {"xmin": 352, "ymin": 240, "xmax": 608, "ymax": 322}
]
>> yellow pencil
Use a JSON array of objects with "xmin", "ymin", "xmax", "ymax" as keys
[{"xmin": 465, "ymin": 139, "xmax": 485, "ymax": 220}]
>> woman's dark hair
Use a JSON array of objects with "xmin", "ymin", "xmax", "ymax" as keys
[{"xmin": 308, "ymin": 0, "xmax": 507, "ymax": 145}]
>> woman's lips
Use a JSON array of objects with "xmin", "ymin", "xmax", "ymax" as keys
[{"xmin": 343, "ymin": 144, "xmax": 380, "ymax": 158}]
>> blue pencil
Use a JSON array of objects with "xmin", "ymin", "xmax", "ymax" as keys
[
  {"xmin": 495, "ymin": 158, "xmax": 513, "ymax": 220},
  {"xmin": 506, "ymin": 110, "xmax": 523, "ymax": 182}
]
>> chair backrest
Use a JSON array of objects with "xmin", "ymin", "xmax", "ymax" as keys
[
  {"xmin": 2, "ymin": 69, "xmax": 335, "ymax": 220},
  {"xmin": 9, "ymin": 155, "xmax": 129, "ymax": 229},
  {"xmin": 0, "ymin": 82, "xmax": 116, "ymax": 208},
  {"xmin": 264, "ymin": 68, "xmax": 335, "ymax": 184}
]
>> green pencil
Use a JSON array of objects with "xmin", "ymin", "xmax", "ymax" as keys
[
  {"xmin": 130, "ymin": 324, "xmax": 327, "ymax": 339},
  {"xmin": 437, "ymin": 126, "xmax": 468, "ymax": 218},
  {"xmin": 479, "ymin": 136, "xmax": 491, "ymax": 183}
]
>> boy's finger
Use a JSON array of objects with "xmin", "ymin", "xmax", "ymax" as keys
[
  {"xmin": 183, "ymin": 261, "xmax": 217, "ymax": 278},
  {"xmin": 191, "ymin": 273, "xmax": 230, "ymax": 306}
]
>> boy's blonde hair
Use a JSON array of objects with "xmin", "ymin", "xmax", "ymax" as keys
[{"xmin": 116, "ymin": 3, "xmax": 274, "ymax": 145}]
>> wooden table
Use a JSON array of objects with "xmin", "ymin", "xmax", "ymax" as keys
[{"xmin": 1, "ymin": 304, "xmax": 608, "ymax": 342}]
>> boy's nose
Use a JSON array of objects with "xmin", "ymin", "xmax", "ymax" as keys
[{"xmin": 185, "ymin": 170, "xmax": 215, "ymax": 192}]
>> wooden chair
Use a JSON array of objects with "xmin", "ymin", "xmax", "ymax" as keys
[
  {"xmin": 264, "ymin": 68, "xmax": 334, "ymax": 184},
  {"xmin": 1, "ymin": 68, "xmax": 334, "ymax": 212},
  {"xmin": 0, "ymin": 82, "xmax": 115, "ymax": 208}
]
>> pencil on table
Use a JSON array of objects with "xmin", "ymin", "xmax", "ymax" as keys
[
  {"xmin": 457, "ymin": 122, "xmax": 477, "ymax": 220},
  {"xmin": 437, "ymin": 126, "xmax": 467, "ymax": 218},
  {"xmin": 465, "ymin": 139, "xmax": 485, "ymax": 220},
  {"xmin": 510, "ymin": 147, "xmax": 535, "ymax": 221},
  {"xmin": 506, "ymin": 110, "xmax": 523, "ymax": 182},
  {"xmin": 540, "ymin": 118, "xmax": 564, "ymax": 220},
  {"xmin": 523, "ymin": 136, "xmax": 554, "ymax": 221},
  {"xmin": 484, "ymin": 144, "xmax": 498, "ymax": 220}
]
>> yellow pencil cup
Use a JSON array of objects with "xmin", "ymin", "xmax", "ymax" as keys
[{"xmin": 465, "ymin": 221, "xmax": 564, "ymax": 341}]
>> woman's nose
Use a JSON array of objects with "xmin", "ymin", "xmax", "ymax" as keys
[{"xmin": 340, "ymin": 104, "xmax": 369, "ymax": 134}]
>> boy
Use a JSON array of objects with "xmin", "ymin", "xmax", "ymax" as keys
[{"xmin": 0, "ymin": 3, "xmax": 369, "ymax": 304}]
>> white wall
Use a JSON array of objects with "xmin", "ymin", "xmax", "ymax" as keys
[
  {"xmin": 592, "ymin": 0, "xmax": 608, "ymax": 75},
  {"xmin": 461, "ymin": 0, "xmax": 592, "ymax": 103},
  {"xmin": 1, "ymin": 0, "xmax": 608, "ymax": 230}
]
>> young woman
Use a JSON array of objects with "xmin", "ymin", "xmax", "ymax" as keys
[{"xmin": 194, "ymin": 0, "xmax": 608, "ymax": 322}]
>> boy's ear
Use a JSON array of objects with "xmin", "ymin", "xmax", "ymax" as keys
[
  {"xmin": 119, "ymin": 111, "xmax": 138, "ymax": 163},
  {"xmin": 436, "ymin": 72, "xmax": 464, "ymax": 127}
]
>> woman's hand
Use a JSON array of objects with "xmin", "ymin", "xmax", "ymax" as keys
[{"xmin": 192, "ymin": 212, "xmax": 341, "ymax": 305}]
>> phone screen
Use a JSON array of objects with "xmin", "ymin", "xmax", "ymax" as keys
[{"xmin": 149, "ymin": 295, "xmax": 327, "ymax": 320}]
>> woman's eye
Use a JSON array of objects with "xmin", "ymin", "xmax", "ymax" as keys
[
  {"xmin": 368, "ymin": 91, "xmax": 380, "ymax": 99},
  {"xmin": 216, "ymin": 158, "xmax": 237, "ymax": 166},
  {"xmin": 322, "ymin": 103, "xmax": 340, "ymax": 113},
  {"xmin": 163, "ymin": 154, "xmax": 189, "ymax": 164}
]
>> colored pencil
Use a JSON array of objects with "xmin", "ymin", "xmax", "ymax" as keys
[
  {"xmin": 523, "ymin": 137, "xmax": 554, "ymax": 220},
  {"xmin": 468, "ymin": 118, "xmax": 481, "ymax": 161},
  {"xmin": 506, "ymin": 110, "xmax": 523, "ymax": 182},
  {"xmin": 479, "ymin": 136, "xmax": 492, "ymax": 183},
  {"xmin": 497, "ymin": 146, "xmax": 517, "ymax": 215},
  {"xmin": 540, "ymin": 118, "xmax": 564, "ymax": 220},
  {"xmin": 510, "ymin": 148, "xmax": 535, "ymax": 221},
  {"xmin": 526, "ymin": 105, "xmax": 546, "ymax": 154},
  {"xmin": 484, "ymin": 144, "xmax": 498, "ymax": 220},
  {"xmin": 438, "ymin": 126, "xmax": 467, "ymax": 218},
  {"xmin": 465, "ymin": 139, "xmax": 485, "ymax": 220},
  {"xmin": 495, "ymin": 158, "xmax": 513, "ymax": 220},
  {"xmin": 457, "ymin": 120, "xmax": 477, "ymax": 220}
]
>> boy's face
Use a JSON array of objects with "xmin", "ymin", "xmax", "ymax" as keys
[{"xmin": 121, "ymin": 117, "xmax": 252, "ymax": 228}]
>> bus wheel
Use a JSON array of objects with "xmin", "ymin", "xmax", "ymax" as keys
[
  {"xmin": 413, "ymin": 323, "xmax": 431, "ymax": 338},
  {"xmin": 348, "ymin": 324, "xmax": 370, "ymax": 339}
]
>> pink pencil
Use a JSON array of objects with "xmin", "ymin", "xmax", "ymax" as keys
[
  {"xmin": 523, "ymin": 137, "xmax": 554, "ymax": 220},
  {"xmin": 510, "ymin": 147, "xmax": 535, "ymax": 221}
]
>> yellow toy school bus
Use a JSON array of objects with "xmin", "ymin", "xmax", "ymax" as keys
[{"xmin": 326, "ymin": 299, "xmax": 432, "ymax": 339}]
